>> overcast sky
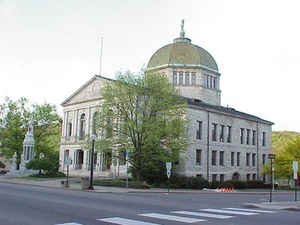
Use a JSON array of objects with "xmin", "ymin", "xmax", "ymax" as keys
[{"xmin": 1, "ymin": 0, "xmax": 299, "ymax": 132}]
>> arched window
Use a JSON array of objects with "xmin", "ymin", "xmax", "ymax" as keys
[
  {"xmin": 92, "ymin": 112, "xmax": 99, "ymax": 135},
  {"xmin": 79, "ymin": 113, "xmax": 86, "ymax": 139}
]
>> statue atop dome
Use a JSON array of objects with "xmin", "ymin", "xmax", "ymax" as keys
[{"xmin": 180, "ymin": 19, "xmax": 185, "ymax": 38}]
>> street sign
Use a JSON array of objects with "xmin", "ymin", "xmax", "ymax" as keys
[
  {"xmin": 166, "ymin": 162, "xmax": 172, "ymax": 179},
  {"xmin": 167, "ymin": 170, "xmax": 171, "ymax": 178},
  {"xmin": 268, "ymin": 154, "xmax": 275, "ymax": 159},
  {"xmin": 65, "ymin": 157, "xmax": 72, "ymax": 165},
  {"xmin": 166, "ymin": 162, "xmax": 172, "ymax": 170},
  {"xmin": 293, "ymin": 161, "xmax": 298, "ymax": 180}
]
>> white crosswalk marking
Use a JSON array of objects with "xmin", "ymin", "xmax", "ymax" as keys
[
  {"xmin": 172, "ymin": 210, "xmax": 234, "ymax": 219},
  {"xmin": 139, "ymin": 213, "xmax": 206, "ymax": 223},
  {"xmin": 200, "ymin": 209, "xmax": 258, "ymax": 215},
  {"xmin": 55, "ymin": 223, "xmax": 83, "ymax": 225},
  {"xmin": 98, "ymin": 217, "xmax": 161, "ymax": 225},
  {"xmin": 225, "ymin": 208, "xmax": 276, "ymax": 213}
]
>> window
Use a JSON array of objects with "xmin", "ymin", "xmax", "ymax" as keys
[
  {"xmin": 173, "ymin": 71, "xmax": 177, "ymax": 85},
  {"xmin": 212, "ymin": 150, "xmax": 217, "ymax": 166},
  {"xmin": 92, "ymin": 112, "xmax": 99, "ymax": 135},
  {"xmin": 262, "ymin": 154, "xmax": 266, "ymax": 165},
  {"xmin": 220, "ymin": 174, "xmax": 225, "ymax": 183},
  {"xmin": 246, "ymin": 153, "xmax": 250, "ymax": 166},
  {"xmin": 79, "ymin": 113, "xmax": 86, "ymax": 139},
  {"xmin": 231, "ymin": 152, "xmax": 235, "ymax": 166},
  {"xmin": 210, "ymin": 75, "xmax": 213, "ymax": 88},
  {"xmin": 185, "ymin": 71, "xmax": 190, "ymax": 85},
  {"xmin": 191, "ymin": 72, "xmax": 196, "ymax": 85},
  {"xmin": 252, "ymin": 130, "xmax": 256, "ymax": 145},
  {"xmin": 212, "ymin": 174, "xmax": 217, "ymax": 182},
  {"xmin": 213, "ymin": 77, "xmax": 216, "ymax": 89},
  {"xmin": 227, "ymin": 126, "xmax": 232, "ymax": 143},
  {"xmin": 119, "ymin": 150, "xmax": 126, "ymax": 166},
  {"xmin": 219, "ymin": 151, "xmax": 224, "ymax": 166},
  {"xmin": 240, "ymin": 128, "xmax": 244, "ymax": 144},
  {"xmin": 246, "ymin": 129, "xmax": 250, "ymax": 145},
  {"xmin": 67, "ymin": 123, "xmax": 72, "ymax": 137},
  {"xmin": 220, "ymin": 125, "xmax": 224, "ymax": 142},
  {"xmin": 179, "ymin": 71, "xmax": 183, "ymax": 85},
  {"xmin": 246, "ymin": 174, "xmax": 250, "ymax": 181},
  {"xmin": 196, "ymin": 149, "xmax": 202, "ymax": 165},
  {"xmin": 196, "ymin": 121, "xmax": 202, "ymax": 140},
  {"xmin": 252, "ymin": 153, "xmax": 256, "ymax": 166},
  {"xmin": 252, "ymin": 174, "xmax": 256, "ymax": 180},
  {"xmin": 237, "ymin": 152, "xmax": 240, "ymax": 166},
  {"xmin": 262, "ymin": 132, "xmax": 266, "ymax": 146},
  {"xmin": 206, "ymin": 75, "xmax": 209, "ymax": 88},
  {"xmin": 212, "ymin": 123, "xmax": 217, "ymax": 141}
]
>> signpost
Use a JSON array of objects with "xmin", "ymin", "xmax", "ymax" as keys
[
  {"xmin": 126, "ymin": 150, "xmax": 129, "ymax": 190},
  {"xmin": 293, "ymin": 161, "xmax": 298, "ymax": 201},
  {"xmin": 166, "ymin": 162, "xmax": 172, "ymax": 193},
  {"xmin": 65, "ymin": 156, "xmax": 72, "ymax": 187},
  {"xmin": 268, "ymin": 154, "xmax": 276, "ymax": 203}
]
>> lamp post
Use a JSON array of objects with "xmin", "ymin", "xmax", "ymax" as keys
[
  {"xmin": 88, "ymin": 134, "xmax": 96, "ymax": 190},
  {"xmin": 268, "ymin": 153, "xmax": 276, "ymax": 203}
]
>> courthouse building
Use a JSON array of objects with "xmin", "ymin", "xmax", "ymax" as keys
[{"xmin": 60, "ymin": 23, "xmax": 273, "ymax": 182}]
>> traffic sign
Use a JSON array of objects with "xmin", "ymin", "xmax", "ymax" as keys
[
  {"xmin": 166, "ymin": 162, "xmax": 172, "ymax": 179},
  {"xmin": 166, "ymin": 162, "xmax": 172, "ymax": 171},
  {"xmin": 268, "ymin": 154, "xmax": 275, "ymax": 159},
  {"xmin": 65, "ymin": 157, "xmax": 72, "ymax": 165},
  {"xmin": 293, "ymin": 161, "xmax": 298, "ymax": 180},
  {"xmin": 167, "ymin": 170, "xmax": 171, "ymax": 178}
]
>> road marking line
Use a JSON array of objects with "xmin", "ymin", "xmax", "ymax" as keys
[
  {"xmin": 200, "ymin": 209, "xmax": 258, "ymax": 215},
  {"xmin": 225, "ymin": 208, "xmax": 276, "ymax": 213},
  {"xmin": 172, "ymin": 211, "xmax": 234, "ymax": 219},
  {"xmin": 139, "ymin": 213, "xmax": 206, "ymax": 223},
  {"xmin": 98, "ymin": 217, "xmax": 161, "ymax": 225},
  {"xmin": 55, "ymin": 223, "xmax": 83, "ymax": 225}
]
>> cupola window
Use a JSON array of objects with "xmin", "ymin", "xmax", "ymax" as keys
[
  {"xmin": 173, "ymin": 71, "xmax": 178, "ymax": 85},
  {"xmin": 179, "ymin": 71, "xmax": 183, "ymax": 85},
  {"xmin": 191, "ymin": 72, "xmax": 196, "ymax": 85},
  {"xmin": 185, "ymin": 71, "xmax": 190, "ymax": 85}
]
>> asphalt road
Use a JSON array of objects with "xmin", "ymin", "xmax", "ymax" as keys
[{"xmin": 0, "ymin": 183, "xmax": 299, "ymax": 225}]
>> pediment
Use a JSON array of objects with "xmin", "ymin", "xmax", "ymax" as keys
[{"xmin": 62, "ymin": 75, "xmax": 111, "ymax": 106}]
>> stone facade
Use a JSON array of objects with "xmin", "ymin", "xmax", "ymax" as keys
[
  {"xmin": 59, "ymin": 22, "xmax": 273, "ymax": 182},
  {"xmin": 60, "ymin": 76, "xmax": 127, "ymax": 177}
]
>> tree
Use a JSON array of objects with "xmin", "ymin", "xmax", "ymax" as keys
[
  {"xmin": 0, "ymin": 97, "xmax": 61, "ymax": 169},
  {"xmin": 263, "ymin": 134, "xmax": 300, "ymax": 180},
  {"xmin": 31, "ymin": 103, "xmax": 61, "ymax": 158},
  {"xmin": 26, "ymin": 150, "xmax": 60, "ymax": 175},
  {"xmin": 94, "ymin": 71, "xmax": 188, "ymax": 182},
  {"xmin": 0, "ymin": 97, "xmax": 30, "ymax": 169}
]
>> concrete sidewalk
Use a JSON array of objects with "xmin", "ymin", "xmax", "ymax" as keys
[
  {"xmin": 244, "ymin": 201, "xmax": 300, "ymax": 211},
  {"xmin": 1, "ymin": 175, "xmax": 300, "ymax": 211}
]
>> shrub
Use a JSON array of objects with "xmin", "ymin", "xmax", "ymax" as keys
[
  {"xmin": 0, "ymin": 161, "xmax": 5, "ymax": 168},
  {"xmin": 29, "ymin": 172, "xmax": 66, "ymax": 178},
  {"xmin": 168, "ymin": 175, "xmax": 209, "ymax": 189},
  {"xmin": 247, "ymin": 180, "xmax": 265, "ymax": 188},
  {"xmin": 209, "ymin": 181, "xmax": 220, "ymax": 189},
  {"xmin": 222, "ymin": 180, "xmax": 248, "ymax": 189},
  {"xmin": 93, "ymin": 179, "xmax": 151, "ymax": 189}
]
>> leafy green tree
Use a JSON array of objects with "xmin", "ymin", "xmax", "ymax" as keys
[
  {"xmin": 26, "ymin": 150, "xmax": 60, "ymax": 175},
  {"xmin": 0, "ymin": 97, "xmax": 61, "ymax": 169},
  {"xmin": 31, "ymin": 103, "xmax": 61, "ymax": 158},
  {"xmin": 263, "ymin": 134, "xmax": 300, "ymax": 180},
  {"xmin": 94, "ymin": 71, "xmax": 188, "ymax": 182},
  {"xmin": 0, "ymin": 97, "xmax": 30, "ymax": 169}
]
